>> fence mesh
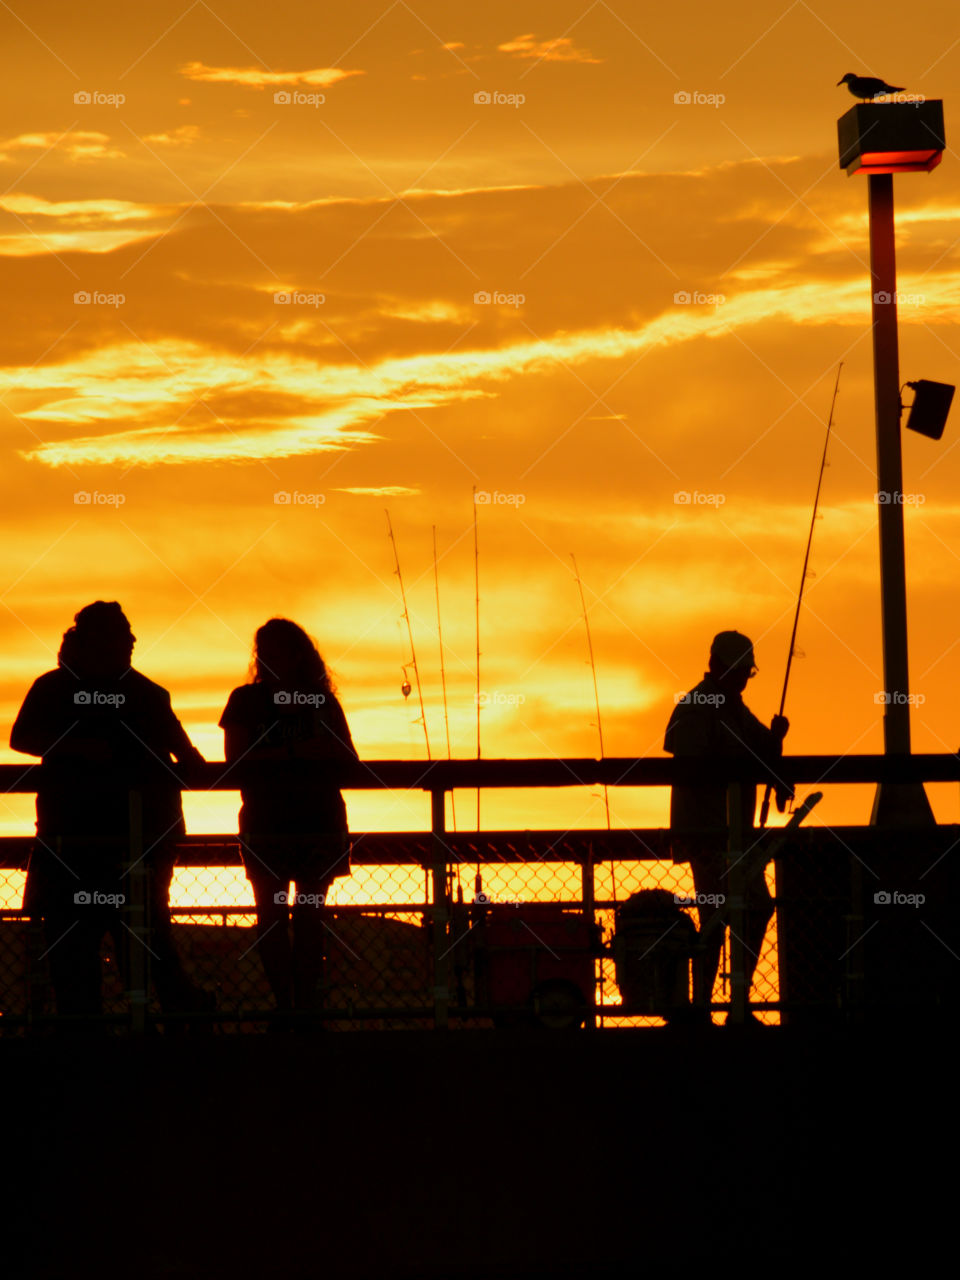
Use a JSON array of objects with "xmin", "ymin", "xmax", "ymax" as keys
[
  {"xmin": 4, "ymin": 822, "xmax": 958, "ymax": 1033},
  {"xmin": 0, "ymin": 831, "xmax": 792, "ymax": 1033}
]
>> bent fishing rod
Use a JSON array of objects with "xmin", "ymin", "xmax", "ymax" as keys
[{"xmin": 759, "ymin": 362, "xmax": 842, "ymax": 829}]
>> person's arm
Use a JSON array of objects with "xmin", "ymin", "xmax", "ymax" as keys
[
  {"xmin": 10, "ymin": 677, "xmax": 112, "ymax": 762},
  {"xmin": 294, "ymin": 695, "xmax": 358, "ymax": 762},
  {"xmin": 221, "ymin": 691, "xmax": 285, "ymax": 765},
  {"xmin": 160, "ymin": 694, "xmax": 206, "ymax": 769},
  {"xmin": 10, "ymin": 681, "xmax": 57, "ymax": 758},
  {"xmin": 664, "ymin": 701, "xmax": 714, "ymax": 756}
]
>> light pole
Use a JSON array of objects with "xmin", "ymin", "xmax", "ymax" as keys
[{"xmin": 837, "ymin": 99, "xmax": 945, "ymax": 825}]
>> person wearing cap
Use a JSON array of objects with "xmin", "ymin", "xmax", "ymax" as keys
[
  {"xmin": 10, "ymin": 601, "xmax": 211, "ymax": 1025},
  {"xmin": 664, "ymin": 631, "xmax": 791, "ymax": 1025}
]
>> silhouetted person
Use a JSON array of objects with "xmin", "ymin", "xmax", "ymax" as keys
[
  {"xmin": 665, "ymin": 631, "xmax": 791, "ymax": 1026},
  {"xmin": 10, "ymin": 602, "xmax": 210, "ymax": 1025},
  {"xmin": 219, "ymin": 618, "xmax": 357, "ymax": 1029}
]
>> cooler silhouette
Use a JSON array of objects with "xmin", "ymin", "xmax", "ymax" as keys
[{"xmin": 471, "ymin": 902, "xmax": 597, "ymax": 1029}]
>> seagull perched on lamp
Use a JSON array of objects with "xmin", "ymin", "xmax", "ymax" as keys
[{"xmin": 838, "ymin": 73, "xmax": 905, "ymax": 101}]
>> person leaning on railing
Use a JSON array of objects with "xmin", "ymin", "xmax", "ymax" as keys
[
  {"xmin": 219, "ymin": 618, "xmax": 357, "ymax": 1031},
  {"xmin": 9, "ymin": 601, "xmax": 211, "ymax": 1025},
  {"xmin": 664, "ymin": 630, "xmax": 792, "ymax": 1026}
]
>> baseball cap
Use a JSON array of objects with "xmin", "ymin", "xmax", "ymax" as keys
[{"xmin": 709, "ymin": 630, "xmax": 755, "ymax": 673}]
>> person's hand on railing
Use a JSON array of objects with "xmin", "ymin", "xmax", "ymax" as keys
[{"xmin": 176, "ymin": 746, "xmax": 207, "ymax": 787}]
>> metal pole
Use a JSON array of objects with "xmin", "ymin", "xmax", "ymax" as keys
[
  {"xmin": 867, "ymin": 173, "xmax": 934, "ymax": 826},
  {"xmin": 430, "ymin": 787, "xmax": 449, "ymax": 1029},
  {"xmin": 125, "ymin": 788, "xmax": 148, "ymax": 1035},
  {"xmin": 581, "ymin": 841, "xmax": 597, "ymax": 1030},
  {"xmin": 726, "ymin": 781, "xmax": 748, "ymax": 1025}
]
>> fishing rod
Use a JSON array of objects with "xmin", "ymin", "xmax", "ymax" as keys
[
  {"xmin": 433, "ymin": 525, "xmax": 456, "ymax": 835},
  {"xmin": 473, "ymin": 487, "xmax": 482, "ymax": 893},
  {"xmin": 571, "ymin": 553, "xmax": 613, "ymax": 1030},
  {"xmin": 759, "ymin": 362, "xmax": 842, "ymax": 829},
  {"xmin": 385, "ymin": 510, "xmax": 431, "ymax": 760},
  {"xmin": 571, "ymin": 554, "xmax": 611, "ymax": 832}
]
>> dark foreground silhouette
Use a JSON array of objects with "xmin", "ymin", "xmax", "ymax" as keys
[
  {"xmin": 10, "ymin": 601, "xmax": 210, "ymax": 1023},
  {"xmin": 665, "ymin": 630, "xmax": 792, "ymax": 1022},
  {"xmin": 220, "ymin": 617, "xmax": 357, "ymax": 1028}
]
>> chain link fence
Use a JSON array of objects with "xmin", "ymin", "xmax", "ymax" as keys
[
  {"xmin": 0, "ymin": 828, "xmax": 808, "ymax": 1034},
  {"xmin": 3, "ymin": 760, "xmax": 959, "ymax": 1033}
]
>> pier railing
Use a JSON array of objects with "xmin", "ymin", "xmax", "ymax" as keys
[{"xmin": 2, "ymin": 755, "xmax": 958, "ymax": 1033}]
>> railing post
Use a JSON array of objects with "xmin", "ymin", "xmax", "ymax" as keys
[
  {"xmin": 582, "ymin": 841, "xmax": 597, "ymax": 1030},
  {"xmin": 125, "ymin": 788, "xmax": 148, "ymax": 1035},
  {"xmin": 726, "ymin": 781, "xmax": 748, "ymax": 1026},
  {"xmin": 430, "ymin": 787, "xmax": 449, "ymax": 1030}
]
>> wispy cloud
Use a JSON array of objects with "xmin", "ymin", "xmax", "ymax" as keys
[
  {"xmin": 497, "ymin": 34, "xmax": 601, "ymax": 64},
  {"xmin": 179, "ymin": 62, "xmax": 364, "ymax": 89},
  {"xmin": 0, "ymin": 131, "xmax": 124, "ymax": 162}
]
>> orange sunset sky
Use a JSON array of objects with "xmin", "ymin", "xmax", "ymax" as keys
[{"xmin": 2, "ymin": 0, "xmax": 960, "ymax": 838}]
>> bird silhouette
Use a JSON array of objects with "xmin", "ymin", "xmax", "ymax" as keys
[{"xmin": 838, "ymin": 73, "xmax": 905, "ymax": 101}]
